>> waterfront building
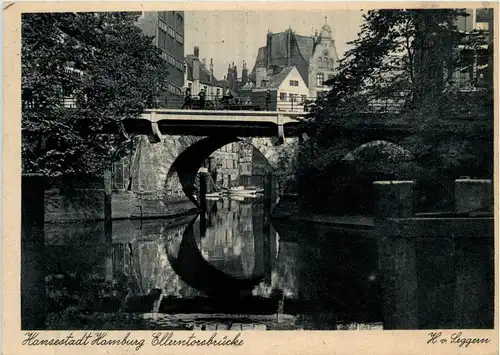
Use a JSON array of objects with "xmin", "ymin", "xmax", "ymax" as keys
[{"xmin": 208, "ymin": 142, "xmax": 241, "ymax": 188}]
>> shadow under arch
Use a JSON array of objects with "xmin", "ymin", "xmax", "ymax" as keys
[
  {"xmin": 166, "ymin": 214, "xmax": 265, "ymax": 299},
  {"xmin": 167, "ymin": 135, "xmax": 277, "ymax": 205}
]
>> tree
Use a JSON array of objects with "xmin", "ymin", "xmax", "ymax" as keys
[
  {"xmin": 297, "ymin": 9, "xmax": 493, "ymax": 213},
  {"xmin": 302, "ymin": 9, "xmax": 492, "ymax": 173},
  {"xmin": 22, "ymin": 12, "xmax": 170, "ymax": 179}
]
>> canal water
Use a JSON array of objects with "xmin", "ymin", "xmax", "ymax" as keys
[{"xmin": 23, "ymin": 196, "xmax": 494, "ymax": 331}]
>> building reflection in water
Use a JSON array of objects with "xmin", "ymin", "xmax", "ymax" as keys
[
  {"xmin": 197, "ymin": 198, "xmax": 259, "ymax": 280},
  {"xmin": 25, "ymin": 197, "xmax": 493, "ymax": 331}
]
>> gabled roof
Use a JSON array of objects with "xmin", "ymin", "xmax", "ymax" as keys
[{"xmin": 260, "ymin": 66, "xmax": 300, "ymax": 89}]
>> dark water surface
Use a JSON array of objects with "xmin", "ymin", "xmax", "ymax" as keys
[{"xmin": 22, "ymin": 196, "xmax": 494, "ymax": 330}]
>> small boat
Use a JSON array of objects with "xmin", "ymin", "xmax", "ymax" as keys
[{"xmin": 226, "ymin": 186, "xmax": 264, "ymax": 196}]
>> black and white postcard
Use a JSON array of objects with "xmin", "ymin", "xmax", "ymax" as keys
[{"xmin": 3, "ymin": 2, "xmax": 498, "ymax": 355}]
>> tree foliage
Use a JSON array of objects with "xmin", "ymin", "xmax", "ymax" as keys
[
  {"xmin": 22, "ymin": 12, "xmax": 170, "ymax": 178},
  {"xmin": 301, "ymin": 9, "xmax": 492, "ymax": 175},
  {"xmin": 296, "ymin": 9, "xmax": 493, "ymax": 213}
]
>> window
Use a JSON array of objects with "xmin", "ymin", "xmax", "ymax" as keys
[
  {"xmin": 316, "ymin": 73, "xmax": 324, "ymax": 87},
  {"xmin": 158, "ymin": 20, "xmax": 168, "ymax": 32},
  {"xmin": 168, "ymin": 26, "xmax": 175, "ymax": 38},
  {"xmin": 216, "ymin": 88, "xmax": 220, "ymax": 97},
  {"xmin": 329, "ymin": 59, "xmax": 334, "ymax": 69},
  {"xmin": 289, "ymin": 80, "xmax": 299, "ymax": 87},
  {"xmin": 175, "ymin": 59, "xmax": 183, "ymax": 71},
  {"xmin": 279, "ymin": 92, "xmax": 287, "ymax": 101},
  {"xmin": 188, "ymin": 82, "xmax": 192, "ymax": 89},
  {"xmin": 175, "ymin": 32, "xmax": 183, "ymax": 44},
  {"xmin": 318, "ymin": 58, "xmax": 322, "ymax": 67},
  {"xmin": 301, "ymin": 94, "xmax": 307, "ymax": 103}
]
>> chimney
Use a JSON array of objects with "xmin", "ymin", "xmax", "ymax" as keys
[
  {"xmin": 194, "ymin": 46, "xmax": 199, "ymax": 58},
  {"xmin": 209, "ymin": 58, "xmax": 214, "ymax": 75},
  {"xmin": 242, "ymin": 60, "xmax": 248, "ymax": 85},
  {"xmin": 233, "ymin": 65, "xmax": 238, "ymax": 82},
  {"xmin": 192, "ymin": 53, "xmax": 200, "ymax": 94}
]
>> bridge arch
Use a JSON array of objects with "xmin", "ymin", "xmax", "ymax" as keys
[{"xmin": 166, "ymin": 135, "xmax": 297, "ymax": 204}]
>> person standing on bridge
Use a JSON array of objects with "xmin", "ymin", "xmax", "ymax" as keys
[
  {"xmin": 199, "ymin": 88, "xmax": 206, "ymax": 109},
  {"xmin": 265, "ymin": 90, "xmax": 271, "ymax": 111},
  {"xmin": 182, "ymin": 88, "xmax": 192, "ymax": 109}
]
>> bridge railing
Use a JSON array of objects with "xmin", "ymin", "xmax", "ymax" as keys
[
  {"xmin": 149, "ymin": 94, "xmax": 408, "ymax": 114},
  {"xmin": 149, "ymin": 91, "xmax": 491, "ymax": 120}
]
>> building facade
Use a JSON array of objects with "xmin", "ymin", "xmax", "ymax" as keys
[
  {"xmin": 185, "ymin": 46, "xmax": 226, "ymax": 102},
  {"xmin": 249, "ymin": 19, "xmax": 339, "ymax": 99},
  {"xmin": 208, "ymin": 142, "xmax": 241, "ymax": 188},
  {"xmin": 251, "ymin": 66, "xmax": 309, "ymax": 112},
  {"xmin": 136, "ymin": 11, "xmax": 185, "ymax": 108}
]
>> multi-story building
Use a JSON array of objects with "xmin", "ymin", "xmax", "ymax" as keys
[
  {"xmin": 249, "ymin": 18, "xmax": 340, "ymax": 99},
  {"xmin": 238, "ymin": 140, "xmax": 254, "ymax": 186},
  {"xmin": 185, "ymin": 46, "xmax": 226, "ymax": 101},
  {"xmin": 208, "ymin": 142, "xmax": 241, "ymax": 188},
  {"xmin": 240, "ymin": 65, "xmax": 310, "ymax": 112},
  {"xmin": 136, "ymin": 11, "xmax": 185, "ymax": 108}
]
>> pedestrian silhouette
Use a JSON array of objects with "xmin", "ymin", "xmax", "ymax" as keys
[
  {"xmin": 265, "ymin": 90, "xmax": 271, "ymax": 111},
  {"xmin": 199, "ymin": 89, "xmax": 206, "ymax": 109},
  {"xmin": 182, "ymin": 88, "xmax": 192, "ymax": 109}
]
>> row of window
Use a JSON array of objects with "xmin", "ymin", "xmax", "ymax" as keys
[
  {"xmin": 316, "ymin": 73, "xmax": 335, "ymax": 87},
  {"xmin": 158, "ymin": 19, "xmax": 183, "ymax": 44},
  {"xmin": 167, "ymin": 83, "xmax": 183, "ymax": 96},
  {"xmin": 279, "ymin": 93, "xmax": 308, "ymax": 102},
  {"xmin": 158, "ymin": 11, "xmax": 184, "ymax": 29},
  {"xmin": 318, "ymin": 57, "xmax": 335, "ymax": 70},
  {"xmin": 220, "ymin": 159, "xmax": 238, "ymax": 169},
  {"xmin": 289, "ymin": 80, "xmax": 300, "ymax": 87},
  {"xmin": 160, "ymin": 50, "xmax": 184, "ymax": 71}
]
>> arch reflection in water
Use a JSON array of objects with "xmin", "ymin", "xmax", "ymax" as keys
[{"xmin": 166, "ymin": 197, "xmax": 277, "ymax": 298}]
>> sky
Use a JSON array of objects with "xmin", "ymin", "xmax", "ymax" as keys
[{"xmin": 184, "ymin": 10, "xmax": 365, "ymax": 80}]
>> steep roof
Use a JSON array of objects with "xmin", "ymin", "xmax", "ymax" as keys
[
  {"xmin": 253, "ymin": 46, "xmax": 267, "ymax": 69},
  {"xmin": 260, "ymin": 66, "xmax": 296, "ymax": 89},
  {"xmin": 293, "ymin": 34, "xmax": 315, "ymax": 62},
  {"xmin": 249, "ymin": 31, "xmax": 315, "ymax": 84}
]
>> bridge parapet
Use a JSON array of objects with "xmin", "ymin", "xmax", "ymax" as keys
[
  {"xmin": 141, "ymin": 109, "xmax": 303, "ymax": 126},
  {"xmin": 123, "ymin": 109, "xmax": 304, "ymax": 142}
]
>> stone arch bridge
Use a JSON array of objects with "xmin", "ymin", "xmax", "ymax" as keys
[
  {"xmin": 120, "ymin": 108, "xmax": 492, "ymax": 216},
  {"xmin": 121, "ymin": 109, "xmax": 302, "ymax": 211}
]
